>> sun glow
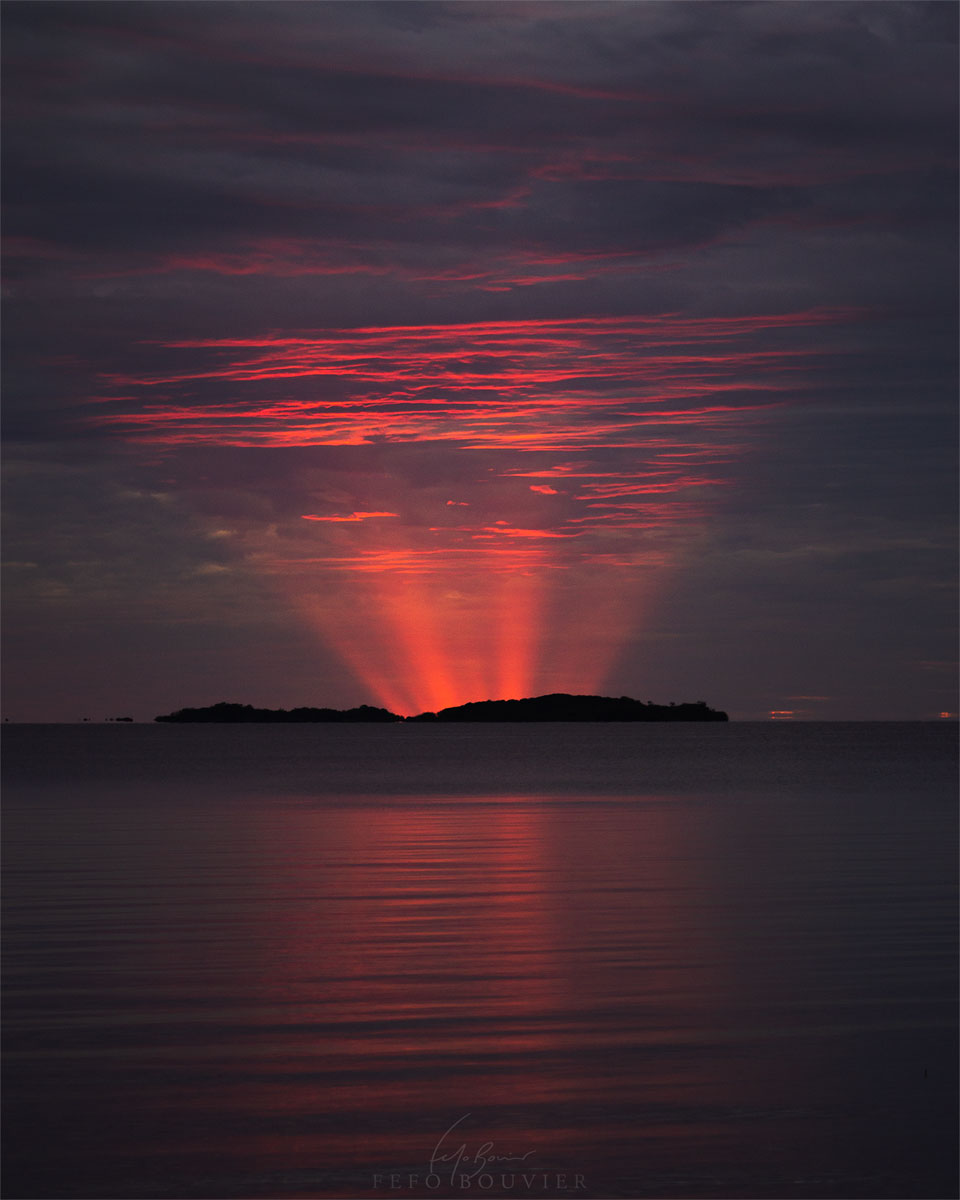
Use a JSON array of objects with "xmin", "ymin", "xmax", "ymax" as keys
[
  {"xmin": 88, "ymin": 310, "xmax": 861, "ymax": 710},
  {"xmin": 273, "ymin": 521, "xmax": 659, "ymax": 714},
  {"xmin": 286, "ymin": 548, "xmax": 641, "ymax": 715}
]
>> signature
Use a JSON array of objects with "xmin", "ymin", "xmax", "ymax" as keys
[{"xmin": 429, "ymin": 1113, "xmax": 537, "ymax": 1183}]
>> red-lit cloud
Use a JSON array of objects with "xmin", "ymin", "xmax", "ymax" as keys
[
  {"xmin": 78, "ymin": 306, "xmax": 864, "ymax": 712},
  {"xmin": 4, "ymin": 1, "xmax": 956, "ymax": 724},
  {"xmin": 301, "ymin": 511, "xmax": 398, "ymax": 523},
  {"xmin": 93, "ymin": 309, "xmax": 855, "ymax": 451}
]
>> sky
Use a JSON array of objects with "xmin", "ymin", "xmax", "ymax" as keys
[{"xmin": 2, "ymin": 0, "xmax": 957, "ymax": 722}]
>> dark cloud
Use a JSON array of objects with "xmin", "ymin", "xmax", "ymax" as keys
[{"xmin": 2, "ymin": 0, "xmax": 956, "ymax": 719}]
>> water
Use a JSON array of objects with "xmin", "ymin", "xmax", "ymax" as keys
[{"xmin": 3, "ymin": 723, "xmax": 957, "ymax": 1199}]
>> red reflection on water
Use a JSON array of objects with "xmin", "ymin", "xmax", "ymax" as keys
[
  {"xmin": 7, "ymin": 748, "xmax": 957, "ymax": 1199},
  {"xmin": 218, "ymin": 794, "xmax": 750, "ymax": 1194}
]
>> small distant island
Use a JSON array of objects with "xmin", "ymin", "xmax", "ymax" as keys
[{"xmin": 154, "ymin": 695, "xmax": 728, "ymax": 723}]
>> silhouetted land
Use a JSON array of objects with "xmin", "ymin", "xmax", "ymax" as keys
[
  {"xmin": 155, "ymin": 702, "xmax": 402, "ymax": 723},
  {"xmin": 154, "ymin": 695, "xmax": 728, "ymax": 723},
  {"xmin": 408, "ymin": 694, "xmax": 728, "ymax": 722}
]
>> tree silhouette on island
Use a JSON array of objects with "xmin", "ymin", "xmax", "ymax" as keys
[
  {"xmin": 154, "ymin": 702, "xmax": 401, "ymax": 724},
  {"xmin": 155, "ymin": 695, "xmax": 728, "ymax": 723}
]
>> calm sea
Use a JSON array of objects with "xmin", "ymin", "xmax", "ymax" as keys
[{"xmin": 3, "ymin": 723, "xmax": 957, "ymax": 1200}]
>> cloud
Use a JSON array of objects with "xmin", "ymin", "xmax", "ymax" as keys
[
  {"xmin": 2, "ymin": 0, "xmax": 956, "ymax": 719},
  {"xmin": 301, "ymin": 510, "xmax": 398, "ymax": 522}
]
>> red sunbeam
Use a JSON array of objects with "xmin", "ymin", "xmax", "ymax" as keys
[{"xmin": 87, "ymin": 308, "xmax": 865, "ymax": 709}]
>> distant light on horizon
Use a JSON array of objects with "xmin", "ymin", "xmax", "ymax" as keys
[{"xmin": 770, "ymin": 710, "xmax": 795, "ymax": 721}]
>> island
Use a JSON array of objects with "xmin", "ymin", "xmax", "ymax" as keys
[
  {"xmin": 155, "ymin": 702, "xmax": 402, "ymax": 723},
  {"xmin": 407, "ymin": 694, "xmax": 728, "ymax": 722},
  {"xmin": 154, "ymin": 695, "xmax": 728, "ymax": 723}
]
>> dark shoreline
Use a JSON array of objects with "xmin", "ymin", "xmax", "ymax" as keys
[{"xmin": 153, "ymin": 693, "xmax": 729, "ymax": 724}]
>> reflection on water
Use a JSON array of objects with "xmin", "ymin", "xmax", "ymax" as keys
[{"xmin": 3, "ymin": 726, "xmax": 957, "ymax": 1199}]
